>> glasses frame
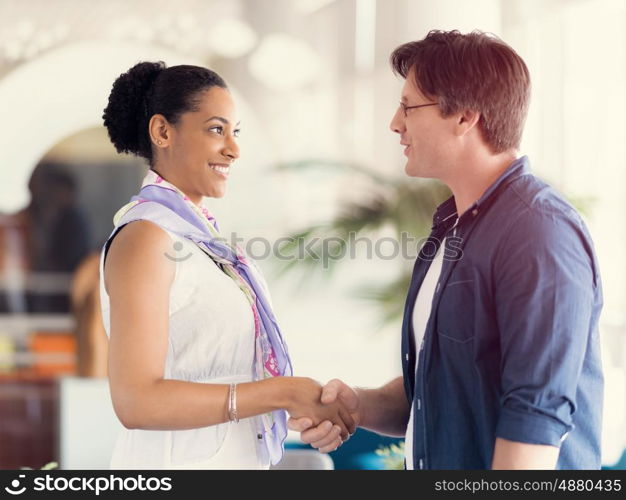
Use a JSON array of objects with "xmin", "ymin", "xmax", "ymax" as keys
[{"xmin": 399, "ymin": 102, "xmax": 439, "ymax": 117}]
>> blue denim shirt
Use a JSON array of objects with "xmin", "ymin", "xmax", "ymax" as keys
[{"xmin": 401, "ymin": 156, "xmax": 603, "ymax": 469}]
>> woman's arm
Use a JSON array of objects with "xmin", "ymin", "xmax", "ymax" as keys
[{"xmin": 104, "ymin": 221, "xmax": 354, "ymax": 436}]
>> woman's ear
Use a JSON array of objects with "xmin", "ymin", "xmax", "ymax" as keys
[{"xmin": 149, "ymin": 114, "xmax": 170, "ymax": 147}]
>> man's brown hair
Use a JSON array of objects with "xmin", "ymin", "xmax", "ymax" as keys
[{"xmin": 391, "ymin": 30, "xmax": 530, "ymax": 153}]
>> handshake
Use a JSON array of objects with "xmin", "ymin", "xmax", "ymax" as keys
[{"xmin": 286, "ymin": 378, "xmax": 360, "ymax": 453}]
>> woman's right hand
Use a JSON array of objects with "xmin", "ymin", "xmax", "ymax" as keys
[
  {"xmin": 288, "ymin": 378, "xmax": 361, "ymax": 453},
  {"xmin": 283, "ymin": 377, "xmax": 356, "ymax": 440}
]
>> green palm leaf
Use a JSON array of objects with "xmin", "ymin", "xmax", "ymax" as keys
[{"xmin": 272, "ymin": 160, "xmax": 451, "ymax": 324}]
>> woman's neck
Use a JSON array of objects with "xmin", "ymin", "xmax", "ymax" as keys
[{"xmin": 149, "ymin": 167, "xmax": 203, "ymax": 206}]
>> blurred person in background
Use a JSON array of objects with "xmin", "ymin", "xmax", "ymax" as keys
[
  {"xmin": 291, "ymin": 30, "xmax": 604, "ymax": 470},
  {"xmin": 26, "ymin": 164, "xmax": 90, "ymax": 275},
  {"xmin": 71, "ymin": 251, "xmax": 108, "ymax": 378},
  {"xmin": 0, "ymin": 162, "xmax": 90, "ymax": 313},
  {"xmin": 99, "ymin": 61, "xmax": 355, "ymax": 469}
]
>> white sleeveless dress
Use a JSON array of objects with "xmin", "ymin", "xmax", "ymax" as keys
[{"xmin": 99, "ymin": 222, "xmax": 271, "ymax": 469}]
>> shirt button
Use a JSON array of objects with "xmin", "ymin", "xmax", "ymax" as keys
[
  {"xmin": 472, "ymin": 208, "xmax": 478, "ymax": 216},
  {"xmin": 257, "ymin": 434, "xmax": 263, "ymax": 440}
]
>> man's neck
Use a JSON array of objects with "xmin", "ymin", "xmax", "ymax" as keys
[{"xmin": 443, "ymin": 150, "xmax": 518, "ymax": 217}]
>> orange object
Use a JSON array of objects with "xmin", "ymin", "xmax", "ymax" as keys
[{"xmin": 28, "ymin": 331, "xmax": 77, "ymax": 376}]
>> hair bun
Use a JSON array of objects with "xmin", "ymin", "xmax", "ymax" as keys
[{"xmin": 102, "ymin": 61, "xmax": 165, "ymax": 156}]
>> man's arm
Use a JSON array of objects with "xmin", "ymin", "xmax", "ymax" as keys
[
  {"xmin": 491, "ymin": 437, "xmax": 559, "ymax": 470},
  {"xmin": 289, "ymin": 376, "xmax": 409, "ymax": 453},
  {"xmin": 492, "ymin": 210, "xmax": 599, "ymax": 467},
  {"xmin": 355, "ymin": 376, "xmax": 410, "ymax": 436}
]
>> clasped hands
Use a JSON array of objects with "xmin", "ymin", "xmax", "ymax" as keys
[{"xmin": 287, "ymin": 378, "xmax": 360, "ymax": 453}]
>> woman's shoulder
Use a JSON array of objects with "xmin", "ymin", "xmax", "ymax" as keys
[
  {"xmin": 107, "ymin": 219, "xmax": 177, "ymax": 261},
  {"xmin": 103, "ymin": 220, "xmax": 177, "ymax": 294}
]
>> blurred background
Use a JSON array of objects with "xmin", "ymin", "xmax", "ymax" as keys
[{"xmin": 0, "ymin": 0, "xmax": 624, "ymax": 470}]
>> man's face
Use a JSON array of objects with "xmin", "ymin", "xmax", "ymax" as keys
[{"xmin": 389, "ymin": 69, "xmax": 456, "ymax": 179}]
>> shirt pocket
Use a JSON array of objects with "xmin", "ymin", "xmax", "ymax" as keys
[{"xmin": 436, "ymin": 279, "xmax": 476, "ymax": 344}]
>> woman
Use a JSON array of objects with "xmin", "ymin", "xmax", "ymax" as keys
[{"xmin": 99, "ymin": 61, "xmax": 353, "ymax": 469}]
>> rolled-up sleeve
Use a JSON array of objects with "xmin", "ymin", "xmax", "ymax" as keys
[{"xmin": 493, "ymin": 207, "xmax": 599, "ymax": 447}]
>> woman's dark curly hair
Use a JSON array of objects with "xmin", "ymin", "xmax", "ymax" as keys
[{"xmin": 102, "ymin": 61, "xmax": 227, "ymax": 165}]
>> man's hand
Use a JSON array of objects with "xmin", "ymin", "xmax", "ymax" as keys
[
  {"xmin": 284, "ymin": 377, "xmax": 356, "ymax": 440},
  {"xmin": 288, "ymin": 378, "xmax": 361, "ymax": 453}
]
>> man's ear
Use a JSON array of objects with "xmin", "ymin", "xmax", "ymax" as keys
[
  {"xmin": 455, "ymin": 109, "xmax": 481, "ymax": 137},
  {"xmin": 149, "ymin": 114, "xmax": 170, "ymax": 147}
]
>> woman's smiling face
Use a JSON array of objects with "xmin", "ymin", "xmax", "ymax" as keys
[{"xmin": 151, "ymin": 86, "xmax": 241, "ymax": 204}]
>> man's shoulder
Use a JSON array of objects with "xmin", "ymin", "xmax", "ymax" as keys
[
  {"xmin": 479, "ymin": 172, "xmax": 598, "ymax": 268},
  {"xmin": 498, "ymin": 172, "xmax": 585, "ymax": 231}
]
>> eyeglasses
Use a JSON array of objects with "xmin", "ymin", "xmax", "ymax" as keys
[{"xmin": 399, "ymin": 102, "xmax": 439, "ymax": 117}]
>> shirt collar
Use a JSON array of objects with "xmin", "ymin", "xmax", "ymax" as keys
[{"xmin": 431, "ymin": 155, "xmax": 531, "ymax": 230}]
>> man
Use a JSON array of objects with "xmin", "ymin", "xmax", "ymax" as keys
[{"xmin": 290, "ymin": 30, "xmax": 603, "ymax": 470}]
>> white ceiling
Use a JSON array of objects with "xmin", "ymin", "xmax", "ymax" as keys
[{"xmin": 0, "ymin": 0, "xmax": 246, "ymax": 77}]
